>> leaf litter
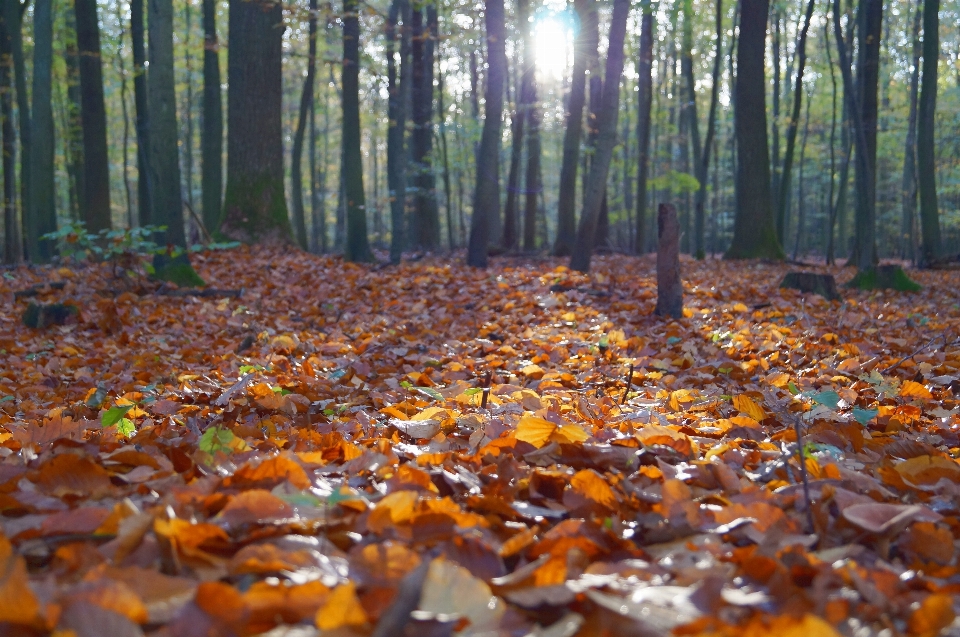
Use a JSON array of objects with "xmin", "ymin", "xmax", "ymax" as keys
[{"xmin": 0, "ymin": 247, "xmax": 959, "ymax": 636}]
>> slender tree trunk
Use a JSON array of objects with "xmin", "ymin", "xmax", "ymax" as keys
[
  {"xmin": 0, "ymin": 13, "xmax": 20, "ymax": 262},
  {"xmin": 437, "ymin": 62, "xmax": 455, "ymax": 249},
  {"xmin": 341, "ymin": 0, "xmax": 372, "ymax": 261},
  {"xmin": 775, "ymin": 0, "xmax": 816, "ymax": 245},
  {"xmin": 691, "ymin": 0, "xmax": 722, "ymax": 259},
  {"xmin": 503, "ymin": 19, "xmax": 526, "ymax": 252},
  {"xmin": 386, "ymin": 0, "xmax": 411, "ymax": 262},
  {"xmin": 569, "ymin": 0, "xmax": 630, "ymax": 273},
  {"xmin": 632, "ymin": 0, "xmax": 653, "ymax": 255},
  {"xmin": 522, "ymin": 0, "xmax": 541, "ymax": 252},
  {"xmin": 680, "ymin": 0, "xmax": 700, "ymax": 256},
  {"xmin": 582, "ymin": 2, "xmax": 607, "ymax": 252},
  {"xmin": 314, "ymin": 81, "xmax": 330, "ymax": 253},
  {"xmin": 75, "ymin": 0, "xmax": 112, "ymax": 232},
  {"xmin": 726, "ymin": 0, "xmax": 782, "ymax": 259},
  {"xmin": 148, "ymin": 0, "xmax": 186, "ymax": 246},
  {"xmin": 221, "ymin": 0, "xmax": 292, "ymax": 243},
  {"xmin": 770, "ymin": 10, "xmax": 780, "ymax": 235},
  {"xmin": 410, "ymin": 1, "xmax": 439, "ymax": 251},
  {"xmin": 290, "ymin": 0, "xmax": 318, "ymax": 250},
  {"xmin": 63, "ymin": 4, "xmax": 84, "ymax": 222},
  {"xmin": 466, "ymin": 0, "xmax": 506, "ymax": 267},
  {"xmin": 114, "ymin": 0, "xmax": 134, "ymax": 227},
  {"xmin": 792, "ymin": 92, "xmax": 811, "ymax": 259},
  {"xmin": 917, "ymin": 0, "xmax": 941, "ymax": 265},
  {"xmin": 3, "ymin": 0, "xmax": 30, "ymax": 255},
  {"xmin": 31, "ymin": 0, "xmax": 56, "ymax": 260},
  {"xmin": 132, "ymin": 0, "xmax": 150, "ymax": 225},
  {"xmin": 901, "ymin": 2, "xmax": 921, "ymax": 263},
  {"xmin": 184, "ymin": 0, "xmax": 195, "ymax": 210},
  {"xmin": 553, "ymin": 0, "xmax": 592, "ymax": 256},
  {"xmin": 825, "ymin": 23, "xmax": 840, "ymax": 264},
  {"xmin": 201, "ymin": 0, "xmax": 222, "ymax": 233}
]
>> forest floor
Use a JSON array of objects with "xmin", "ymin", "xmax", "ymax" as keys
[{"xmin": 1, "ymin": 247, "xmax": 959, "ymax": 637}]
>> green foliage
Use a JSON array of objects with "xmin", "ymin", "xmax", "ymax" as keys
[
  {"xmin": 102, "ymin": 404, "xmax": 134, "ymax": 427},
  {"xmin": 846, "ymin": 266, "xmax": 922, "ymax": 292},
  {"xmin": 200, "ymin": 425, "xmax": 236, "ymax": 454},
  {"xmin": 648, "ymin": 170, "xmax": 701, "ymax": 195}
]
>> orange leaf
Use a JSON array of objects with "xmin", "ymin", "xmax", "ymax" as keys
[
  {"xmin": 895, "ymin": 455, "xmax": 960, "ymax": 486},
  {"xmin": 732, "ymin": 394, "xmax": 766, "ymax": 421},
  {"xmin": 515, "ymin": 414, "xmax": 556, "ymax": 449},
  {"xmin": 570, "ymin": 469, "xmax": 618, "ymax": 509},
  {"xmin": 900, "ymin": 380, "xmax": 933, "ymax": 400},
  {"xmin": 315, "ymin": 582, "xmax": 367, "ymax": 630},
  {"xmin": 0, "ymin": 533, "xmax": 43, "ymax": 627},
  {"xmin": 908, "ymin": 594, "xmax": 956, "ymax": 636}
]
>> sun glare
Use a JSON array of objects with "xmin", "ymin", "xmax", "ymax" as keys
[{"xmin": 533, "ymin": 12, "xmax": 573, "ymax": 82}]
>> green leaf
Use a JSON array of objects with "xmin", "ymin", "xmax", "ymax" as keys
[
  {"xmin": 787, "ymin": 381, "xmax": 800, "ymax": 395},
  {"xmin": 0, "ymin": 395, "xmax": 14, "ymax": 403},
  {"xmin": 199, "ymin": 425, "xmax": 235, "ymax": 454},
  {"xmin": 810, "ymin": 390, "xmax": 840, "ymax": 410},
  {"xmin": 417, "ymin": 387, "xmax": 444, "ymax": 402},
  {"xmin": 852, "ymin": 407, "xmax": 878, "ymax": 425},
  {"xmin": 116, "ymin": 417, "xmax": 136, "ymax": 438},
  {"xmin": 400, "ymin": 380, "xmax": 413, "ymax": 389},
  {"xmin": 102, "ymin": 404, "xmax": 134, "ymax": 427},
  {"xmin": 463, "ymin": 387, "xmax": 483, "ymax": 396},
  {"xmin": 666, "ymin": 336, "xmax": 682, "ymax": 345}
]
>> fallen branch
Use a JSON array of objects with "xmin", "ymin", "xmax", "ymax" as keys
[
  {"xmin": 14, "ymin": 281, "xmax": 67, "ymax": 299},
  {"xmin": 156, "ymin": 287, "xmax": 243, "ymax": 299}
]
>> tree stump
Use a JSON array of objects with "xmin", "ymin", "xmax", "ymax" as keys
[
  {"xmin": 22, "ymin": 303, "xmax": 79, "ymax": 329},
  {"xmin": 779, "ymin": 272, "xmax": 841, "ymax": 301},
  {"xmin": 655, "ymin": 203, "xmax": 683, "ymax": 319}
]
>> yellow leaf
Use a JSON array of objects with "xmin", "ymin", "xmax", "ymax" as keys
[
  {"xmin": 733, "ymin": 394, "xmax": 766, "ymax": 421},
  {"xmin": 0, "ymin": 534, "xmax": 42, "ymax": 626},
  {"xmin": 551, "ymin": 422, "xmax": 589, "ymax": 445},
  {"xmin": 895, "ymin": 455, "xmax": 960, "ymax": 486},
  {"xmin": 367, "ymin": 490, "xmax": 419, "ymax": 533},
  {"xmin": 900, "ymin": 380, "xmax": 933, "ymax": 400},
  {"xmin": 516, "ymin": 414, "xmax": 556, "ymax": 448},
  {"xmin": 570, "ymin": 469, "xmax": 618, "ymax": 508},
  {"xmin": 412, "ymin": 406, "xmax": 449, "ymax": 421},
  {"xmin": 521, "ymin": 364, "xmax": 545, "ymax": 379},
  {"xmin": 908, "ymin": 593, "xmax": 955, "ymax": 636},
  {"xmin": 315, "ymin": 582, "xmax": 367, "ymax": 630}
]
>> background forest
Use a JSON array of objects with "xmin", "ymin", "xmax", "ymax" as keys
[{"xmin": 1, "ymin": 0, "xmax": 960, "ymax": 270}]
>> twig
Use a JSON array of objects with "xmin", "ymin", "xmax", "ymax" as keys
[
  {"xmin": 157, "ymin": 287, "xmax": 242, "ymax": 298},
  {"xmin": 879, "ymin": 335, "xmax": 960, "ymax": 375},
  {"xmin": 620, "ymin": 364, "xmax": 634, "ymax": 405},
  {"xmin": 480, "ymin": 371, "xmax": 491, "ymax": 409},
  {"xmin": 792, "ymin": 415, "xmax": 816, "ymax": 536},
  {"xmin": 183, "ymin": 199, "xmax": 214, "ymax": 245}
]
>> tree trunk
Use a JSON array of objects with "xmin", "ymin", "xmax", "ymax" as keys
[
  {"xmin": 63, "ymin": 3, "xmax": 84, "ymax": 222},
  {"xmin": 770, "ymin": 10, "xmax": 780, "ymax": 237},
  {"xmin": 690, "ymin": 0, "xmax": 722, "ymax": 260},
  {"xmin": 655, "ymin": 203, "xmax": 682, "ymax": 318},
  {"xmin": 726, "ymin": 0, "xmax": 782, "ymax": 260},
  {"xmin": 132, "ymin": 0, "xmax": 150, "ymax": 225},
  {"xmin": 503, "ymin": 23, "xmax": 525, "ymax": 252},
  {"xmin": 568, "ymin": 0, "xmax": 630, "ymax": 273},
  {"xmin": 183, "ymin": 1, "xmax": 195, "ymax": 211},
  {"xmin": 825, "ymin": 23, "xmax": 840, "ymax": 264},
  {"xmin": 0, "ymin": 13, "xmax": 21, "ymax": 262},
  {"xmin": 148, "ymin": 0, "xmax": 185, "ymax": 246},
  {"xmin": 582, "ymin": 3, "xmax": 607, "ymax": 253},
  {"xmin": 900, "ymin": 3, "xmax": 921, "ymax": 263},
  {"xmin": 554, "ymin": 0, "xmax": 592, "ymax": 256},
  {"xmin": 3, "ymin": 0, "xmax": 30, "ymax": 255},
  {"xmin": 916, "ymin": 0, "xmax": 941, "ymax": 265},
  {"xmin": 290, "ymin": 0, "xmax": 318, "ymax": 250},
  {"xmin": 851, "ymin": 0, "xmax": 881, "ymax": 272},
  {"xmin": 775, "ymin": 0, "xmax": 815, "ymax": 248},
  {"xmin": 114, "ymin": 0, "xmax": 134, "ymax": 227},
  {"xmin": 31, "ymin": 0, "xmax": 57, "ymax": 260},
  {"xmin": 791, "ymin": 92, "xmax": 811, "ymax": 259},
  {"xmin": 201, "ymin": 0, "xmax": 222, "ymax": 234},
  {"xmin": 437, "ymin": 62, "xmax": 456, "ymax": 250},
  {"xmin": 466, "ymin": 0, "xmax": 506, "ymax": 268},
  {"xmin": 632, "ymin": 0, "xmax": 653, "ymax": 255},
  {"xmin": 341, "ymin": 0, "xmax": 372, "ymax": 261},
  {"xmin": 386, "ymin": 0, "xmax": 411, "ymax": 262},
  {"xmin": 221, "ymin": 0, "xmax": 292, "ymax": 243},
  {"xmin": 410, "ymin": 2, "xmax": 439, "ymax": 251},
  {"xmin": 522, "ymin": 0, "xmax": 541, "ymax": 253},
  {"xmin": 75, "ymin": 0, "xmax": 112, "ymax": 232}
]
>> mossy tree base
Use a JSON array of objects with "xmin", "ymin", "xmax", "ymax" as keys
[
  {"xmin": 846, "ymin": 265, "xmax": 921, "ymax": 292},
  {"xmin": 219, "ymin": 175, "xmax": 294, "ymax": 246},
  {"xmin": 152, "ymin": 252, "xmax": 206, "ymax": 288}
]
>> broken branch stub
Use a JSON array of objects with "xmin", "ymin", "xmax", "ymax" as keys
[{"xmin": 655, "ymin": 203, "xmax": 683, "ymax": 319}]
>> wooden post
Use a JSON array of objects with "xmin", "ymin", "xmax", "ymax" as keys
[{"xmin": 655, "ymin": 203, "xmax": 683, "ymax": 318}]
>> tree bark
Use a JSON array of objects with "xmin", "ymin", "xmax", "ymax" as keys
[
  {"xmin": 3, "ymin": 0, "xmax": 30, "ymax": 255},
  {"xmin": 568, "ymin": 0, "xmax": 630, "ymax": 273},
  {"xmin": 75, "ymin": 0, "xmax": 112, "ymax": 232},
  {"xmin": 0, "ymin": 13, "xmax": 21, "ymax": 262},
  {"xmin": 900, "ymin": 3, "xmax": 921, "ymax": 263},
  {"xmin": 221, "ymin": 0, "xmax": 292, "ymax": 244},
  {"xmin": 341, "ymin": 0, "xmax": 372, "ymax": 261},
  {"xmin": 553, "ymin": 1, "xmax": 591, "ymax": 256},
  {"xmin": 410, "ymin": 2, "xmax": 439, "ymax": 251},
  {"xmin": 148, "ymin": 0, "xmax": 186, "ymax": 246},
  {"xmin": 114, "ymin": 0, "xmax": 134, "ymax": 227},
  {"xmin": 31, "ymin": 0, "xmax": 57, "ymax": 261},
  {"xmin": 437, "ymin": 61, "xmax": 456, "ymax": 250},
  {"xmin": 632, "ymin": 0, "xmax": 653, "ymax": 255},
  {"xmin": 655, "ymin": 203, "xmax": 682, "ymax": 318},
  {"xmin": 131, "ymin": 0, "xmax": 151, "ymax": 225},
  {"xmin": 466, "ymin": 0, "xmax": 506, "ymax": 268},
  {"xmin": 503, "ymin": 18, "xmax": 526, "ymax": 253},
  {"xmin": 726, "ymin": 0, "xmax": 782, "ymax": 260},
  {"xmin": 916, "ymin": 0, "xmax": 941, "ymax": 265},
  {"xmin": 690, "ymin": 0, "xmax": 722, "ymax": 259},
  {"xmin": 201, "ymin": 0, "xmax": 222, "ymax": 234},
  {"xmin": 290, "ymin": 0, "xmax": 318, "ymax": 250},
  {"xmin": 522, "ymin": 2, "xmax": 542, "ymax": 253},
  {"xmin": 850, "ymin": 0, "xmax": 881, "ymax": 272},
  {"xmin": 386, "ymin": 0, "xmax": 411, "ymax": 262},
  {"xmin": 775, "ymin": 0, "xmax": 815, "ymax": 248}
]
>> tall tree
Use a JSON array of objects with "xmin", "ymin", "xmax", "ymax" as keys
[
  {"xmin": 221, "ymin": 0, "xmax": 292, "ymax": 243},
  {"xmin": 3, "ymin": 0, "xmax": 30, "ymax": 252},
  {"xmin": 341, "ymin": 0, "xmax": 372, "ymax": 261},
  {"xmin": 201, "ymin": 0, "xmax": 222, "ymax": 233},
  {"xmin": 410, "ymin": 1, "xmax": 440, "ymax": 250},
  {"xmin": 131, "ymin": 0, "xmax": 151, "ymax": 225},
  {"xmin": 114, "ymin": 0, "xmax": 134, "ymax": 226},
  {"xmin": 850, "ymin": 0, "xmax": 881, "ymax": 271},
  {"xmin": 916, "ymin": 0, "xmax": 942, "ymax": 265},
  {"xmin": 569, "ymin": 0, "xmax": 630, "ymax": 272},
  {"xmin": 522, "ymin": 0, "xmax": 542, "ymax": 252},
  {"xmin": 0, "ymin": 12, "xmax": 21, "ymax": 263},
  {"xmin": 503, "ymin": 7, "xmax": 527, "ymax": 253},
  {"xmin": 148, "ymin": 0, "xmax": 186, "ymax": 246},
  {"xmin": 291, "ymin": 0, "xmax": 319, "ymax": 250},
  {"xmin": 64, "ymin": 4, "xmax": 85, "ymax": 222},
  {"xmin": 775, "ymin": 0, "xmax": 816, "ymax": 244},
  {"xmin": 900, "ymin": 2, "xmax": 921, "ymax": 263},
  {"xmin": 726, "ymin": 0, "xmax": 782, "ymax": 259},
  {"xmin": 75, "ymin": 0, "xmax": 112, "ymax": 232},
  {"xmin": 466, "ymin": 0, "xmax": 506, "ymax": 267},
  {"xmin": 386, "ymin": 0, "xmax": 411, "ymax": 263},
  {"xmin": 31, "ymin": 0, "xmax": 57, "ymax": 260},
  {"xmin": 632, "ymin": 0, "xmax": 654, "ymax": 254}
]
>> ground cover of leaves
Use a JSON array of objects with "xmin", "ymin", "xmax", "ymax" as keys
[{"xmin": 1, "ymin": 247, "xmax": 960, "ymax": 637}]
